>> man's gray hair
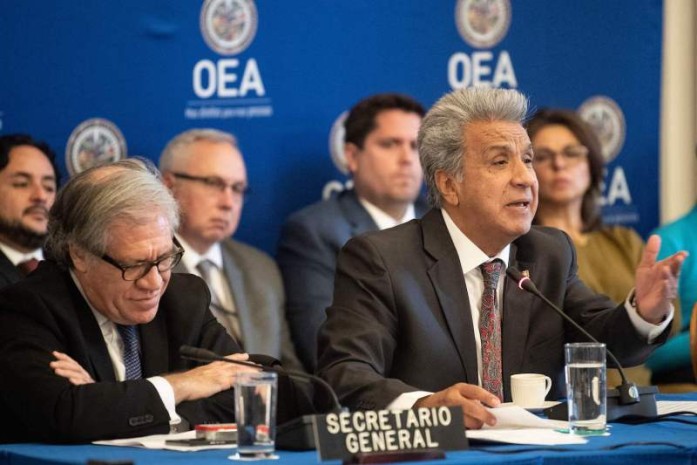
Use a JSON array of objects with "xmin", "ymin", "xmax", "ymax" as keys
[
  {"xmin": 418, "ymin": 87, "xmax": 529, "ymax": 208},
  {"xmin": 159, "ymin": 128, "xmax": 238, "ymax": 171},
  {"xmin": 45, "ymin": 158, "xmax": 180, "ymax": 267}
]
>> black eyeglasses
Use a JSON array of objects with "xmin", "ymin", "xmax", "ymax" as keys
[
  {"xmin": 533, "ymin": 145, "xmax": 589, "ymax": 166},
  {"xmin": 100, "ymin": 237, "xmax": 185, "ymax": 281},
  {"xmin": 171, "ymin": 172, "xmax": 250, "ymax": 197}
]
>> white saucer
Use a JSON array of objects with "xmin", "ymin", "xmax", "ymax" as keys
[{"xmin": 501, "ymin": 401, "xmax": 561, "ymax": 413}]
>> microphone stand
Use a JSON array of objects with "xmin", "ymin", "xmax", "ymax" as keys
[
  {"xmin": 506, "ymin": 268, "xmax": 658, "ymax": 422},
  {"xmin": 180, "ymin": 345, "xmax": 343, "ymax": 450}
]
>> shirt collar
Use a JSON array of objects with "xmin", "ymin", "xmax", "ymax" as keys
[
  {"xmin": 0, "ymin": 240, "xmax": 44, "ymax": 266},
  {"xmin": 69, "ymin": 269, "xmax": 114, "ymax": 333},
  {"xmin": 358, "ymin": 197, "xmax": 416, "ymax": 230},
  {"xmin": 441, "ymin": 209, "xmax": 510, "ymax": 274},
  {"xmin": 176, "ymin": 234, "xmax": 224, "ymax": 271}
]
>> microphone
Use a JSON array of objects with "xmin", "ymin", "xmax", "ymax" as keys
[
  {"xmin": 180, "ymin": 345, "xmax": 343, "ymax": 450},
  {"xmin": 505, "ymin": 267, "xmax": 658, "ymax": 421}
]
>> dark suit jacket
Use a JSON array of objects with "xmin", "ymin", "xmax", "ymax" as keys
[
  {"xmin": 277, "ymin": 189, "xmax": 428, "ymax": 372},
  {"xmin": 317, "ymin": 209, "xmax": 669, "ymax": 410},
  {"xmin": 0, "ymin": 249, "xmax": 22, "ymax": 289},
  {"xmin": 0, "ymin": 261, "xmax": 310, "ymax": 443},
  {"xmin": 174, "ymin": 238, "xmax": 303, "ymax": 372}
]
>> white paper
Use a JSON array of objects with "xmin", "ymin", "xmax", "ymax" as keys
[
  {"xmin": 657, "ymin": 400, "xmax": 697, "ymax": 415},
  {"xmin": 467, "ymin": 428, "xmax": 587, "ymax": 445},
  {"xmin": 484, "ymin": 405, "xmax": 564, "ymax": 430},
  {"xmin": 465, "ymin": 404, "xmax": 586, "ymax": 445},
  {"xmin": 94, "ymin": 430, "xmax": 236, "ymax": 452}
]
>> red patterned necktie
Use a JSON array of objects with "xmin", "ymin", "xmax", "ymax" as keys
[
  {"xmin": 17, "ymin": 258, "xmax": 39, "ymax": 277},
  {"xmin": 479, "ymin": 259, "xmax": 503, "ymax": 400}
]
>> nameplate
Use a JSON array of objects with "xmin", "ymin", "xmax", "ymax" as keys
[{"xmin": 314, "ymin": 407, "xmax": 467, "ymax": 461}]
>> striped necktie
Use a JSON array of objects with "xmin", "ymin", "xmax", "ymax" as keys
[
  {"xmin": 197, "ymin": 259, "xmax": 242, "ymax": 343},
  {"xmin": 116, "ymin": 324, "xmax": 142, "ymax": 380}
]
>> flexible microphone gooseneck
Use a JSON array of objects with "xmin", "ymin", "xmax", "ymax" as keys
[
  {"xmin": 505, "ymin": 267, "xmax": 660, "ymax": 422},
  {"xmin": 179, "ymin": 345, "xmax": 342, "ymax": 413},
  {"xmin": 506, "ymin": 267, "xmax": 639, "ymax": 404},
  {"xmin": 179, "ymin": 345, "xmax": 343, "ymax": 450}
]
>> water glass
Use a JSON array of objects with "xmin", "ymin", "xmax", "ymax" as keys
[
  {"xmin": 565, "ymin": 342, "xmax": 607, "ymax": 435},
  {"xmin": 234, "ymin": 371, "xmax": 278, "ymax": 459}
]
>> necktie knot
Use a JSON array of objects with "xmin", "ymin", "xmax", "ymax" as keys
[
  {"xmin": 197, "ymin": 259, "xmax": 217, "ymax": 277},
  {"xmin": 479, "ymin": 259, "xmax": 503, "ymax": 290},
  {"xmin": 17, "ymin": 258, "xmax": 39, "ymax": 277},
  {"xmin": 116, "ymin": 324, "xmax": 142, "ymax": 380}
]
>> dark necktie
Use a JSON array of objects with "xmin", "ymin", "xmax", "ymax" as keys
[
  {"xmin": 197, "ymin": 259, "xmax": 242, "ymax": 343},
  {"xmin": 17, "ymin": 258, "xmax": 39, "ymax": 277},
  {"xmin": 116, "ymin": 325, "xmax": 142, "ymax": 380},
  {"xmin": 479, "ymin": 259, "xmax": 504, "ymax": 400}
]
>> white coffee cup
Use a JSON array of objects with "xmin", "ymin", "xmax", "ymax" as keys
[{"xmin": 510, "ymin": 373, "xmax": 552, "ymax": 408}]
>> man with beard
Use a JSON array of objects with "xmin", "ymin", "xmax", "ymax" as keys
[{"xmin": 0, "ymin": 134, "xmax": 59, "ymax": 288}]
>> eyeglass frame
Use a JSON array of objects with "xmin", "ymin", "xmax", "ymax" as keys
[
  {"xmin": 532, "ymin": 144, "xmax": 589, "ymax": 166},
  {"xmin": 170, "ymin": 172, "xmax": 250, "ymax": 197},
  {"xmin": 100, "ymin": 236, "xmax": 185, "ymax": 281}
]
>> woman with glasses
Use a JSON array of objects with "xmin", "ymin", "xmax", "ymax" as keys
[{"xmin": 526, "ymin": 108, "xmax": 649, "ymax": 387}]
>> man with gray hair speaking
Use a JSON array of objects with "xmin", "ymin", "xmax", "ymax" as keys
[
  {"xmin": 0, "ymin": 159, "xmax": 308, "ymax": 443},
  {"xmin": 317, "ymin": 87, "xmax": 685, "ymax": 429}
]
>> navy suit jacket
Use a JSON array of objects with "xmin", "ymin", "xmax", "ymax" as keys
[
  {"xmin": 0, "ymin": 261, "xmax": 309, "ymax": 443},
  {"xmin": 277, "ymin": 189, "xmax": 428, "ymax": 372},
  {"xmin": 317, "ymin": 209, "xmax": 669, "ymax": 410}
]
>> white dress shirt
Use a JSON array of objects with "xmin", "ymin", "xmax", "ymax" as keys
[
  {"xmin": 358, "ymin": 197, "xmax": 416, "ymax": 230},
  {"xmin": 0, "ymin": 241, "xmax": 43, "ymax": 265},
  {"xmin": 177, "ymin": 236, "xmax": 235, "ymax": 311}
]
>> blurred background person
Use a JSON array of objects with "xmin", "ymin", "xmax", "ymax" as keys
[
  {"xmin": 159, "ymin": 129, "xmax": 303, "ymax": 372},
  {"xmin": 0, "ymin": 134, "xmax": 59, "ymax": 288},
  {"xmin": 526, "ymin": 108, "xmax": 649, "ymax": 386},
  {"xmin": 277, "ymin": 93, "xmax": 427, "ymax": 372},
  {"xmin": 645, "ymin": 205, "xmax": 697, "ymax": 385}
]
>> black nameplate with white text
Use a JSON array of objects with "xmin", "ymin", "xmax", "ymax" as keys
[{"xmin": 314, "ymin": 407, "xmax": 467, "ymax": 461}]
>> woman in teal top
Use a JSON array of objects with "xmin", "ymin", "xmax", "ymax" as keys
[{"xmin": 647, "ymin": 205, "xmax": 697, "ymax": 383}]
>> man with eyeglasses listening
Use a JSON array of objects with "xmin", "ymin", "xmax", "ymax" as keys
[
  {"xmin": 0, "ymin": 159, "xmax": 310, "ymax": 443},
  {"xmin": 159, "ymin": 129, "xmax": 304, "ymax": 373}
]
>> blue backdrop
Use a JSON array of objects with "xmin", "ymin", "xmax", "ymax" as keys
[{"xmin": 0, "ymin": 0, "xmax": 662, "ymax": 255}]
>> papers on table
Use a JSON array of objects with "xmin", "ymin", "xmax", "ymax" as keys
[
  {"xmin": 466, "ymin": 404, "xmax": 588, "ymax": 445},
  {"xmin": 657, "ymin": 400, "xmax": 697, "ymax": 416},
  {"xmin": 94, "ymin": 430, "xmax": 236, "ymax": 452}
]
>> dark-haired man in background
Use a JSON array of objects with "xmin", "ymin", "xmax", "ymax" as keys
[
  {"xmin": 277, "ymin": 93, "xmax": 428, "ymax": 372},
  {"xmin": 0, "ymin": 134, "xmax": 59, "ymax": 288}
]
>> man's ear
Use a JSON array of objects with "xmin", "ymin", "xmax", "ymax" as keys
[
  {"xmin": 435, "ymin": 170, "xmax": 459, "ymax": 207},
  {"xmin": 161, "ymin": 171, "xmax": 176, "ymax": 190},
  {"xmin": 344, "ymin": 143, "xmax": 360, "ymax": 174},
  {"xmin": 69, "ymin": 244, "xmax": 90, "ymax": 273}
]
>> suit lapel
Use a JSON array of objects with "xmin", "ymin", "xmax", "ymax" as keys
[
  {"xmin": 0, "ymin": 250, "xmax": 22, "ymax": 285},
  {"xmin": 338, "ymin": 189, "xmax": 378, "ymax": 237},
  {"xmin": 422, "ymin": 210, "xmax": 479, "ymax": 385},
  {"xmin": 69, "ymin": 283, "xmax": 117, "ymax": 382},
  {"xmin": 140, "ymin": 308, "xmax": 169, "ymax": 377},
  {"xmin": 501, "ymin": 241, "xmax": 536, "ymax": 399}
]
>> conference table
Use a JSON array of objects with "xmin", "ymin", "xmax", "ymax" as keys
[{"xmin": 2, "ymin": 393, "xmax": 696, "ymax": 465}]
